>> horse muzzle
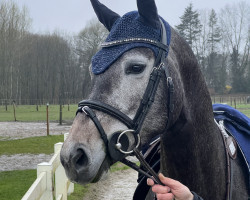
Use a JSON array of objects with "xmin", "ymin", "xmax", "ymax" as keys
[{"xmin": 60, "ymin": 144, "xmax": 97, "ymax": 184}]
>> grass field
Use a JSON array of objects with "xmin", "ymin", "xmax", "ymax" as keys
[
  {"xmin": 0, "ymin": 170, "xmax": 37, "ymax": 200},
  {"xmin": 0, "ymin": 135, "xmax": 64, "ymax": 155},
  {"xmin": 0, "ymin": 104, "xmax": 78, "ymax": 122},
  {"xmin": 0, "ymin": 103, "xmax": 249, "ymax": 122},
  {"xmin": 0, "ymin": 135, "xmax": 131, "ymax": 200},
  {"xmin": 0, "ymin": 162, "xmax": 130, "ymax": 200},
  {"xmin": 0, "ymin": 168, "xmax": 90, "ymax": 200},
  {"xmin": 0, "ymin": 135, "xmax": 64, "ymax": 200},
  {"xmin": 231, "ymin": 104, "xmax": 250, "ymax": 117}
]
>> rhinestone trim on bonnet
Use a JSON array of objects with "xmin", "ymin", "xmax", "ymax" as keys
[{"xmin": 102, "ymin": 38, "xmax": 169, "ymax": 51}]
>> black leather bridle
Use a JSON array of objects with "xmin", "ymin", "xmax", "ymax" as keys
[{"xmin": 76, "ymin": 20, "xmax": 174, "ymax": 185}]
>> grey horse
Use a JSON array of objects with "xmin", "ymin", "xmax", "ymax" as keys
[{"xmin": 60, "ymin": 0, "xmax": 249, "ymax": 199}]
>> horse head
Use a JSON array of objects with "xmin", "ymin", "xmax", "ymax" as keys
[{"xmin": 60, "ymin": 0, "xmax": 184, "ymax": 185}]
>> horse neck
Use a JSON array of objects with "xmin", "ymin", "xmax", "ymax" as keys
[
  {"xmin": 160, "ymin": 87, "xmax": 228, "ymax": 198},
  {"xmin": 160, "ymin": 35, "xmax": 227, "ymax": 198}
]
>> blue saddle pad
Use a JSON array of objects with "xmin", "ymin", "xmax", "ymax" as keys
[{"xmin": 213, "ymin": 104, "xmax": 250, "ymax": 172}]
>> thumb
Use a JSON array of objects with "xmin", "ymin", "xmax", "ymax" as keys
[{"xmin": 159, "ymin": 173, "xmax": 182, "ymax": 190}]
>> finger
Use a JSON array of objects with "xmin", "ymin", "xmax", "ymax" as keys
[
  {"xmin": 159, "ymin": 173, "xmax": 182, "ymax": 190},
  {"xmin": 156, "ymin": 192, "xmax": 174, "ymax": 200},
  {"xmin": 152, "ymin": 185, "xmax": 171, "ymax": 194},
  {"xmin": 147, "ymin": 178, "xmax": 155, "ymax": 186}
]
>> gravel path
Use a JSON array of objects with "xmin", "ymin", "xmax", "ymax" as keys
[
  {"xmin": 0, "ymin": 122, "xmax": 139, "ymax": 200},
  {"xmin": 82, "ymin": 169, "xmax": 138, "ymax": 200},
  {"xmin": 0, "ymin": 154, "xmax": 53, "ymax": 172},
  {"xmin": 0, "ymin": 122, "xmax": 70, "ymax": 171},
  {"xmin": 0, "ymin": 122, "xmax": 71, "ymax": 140}
]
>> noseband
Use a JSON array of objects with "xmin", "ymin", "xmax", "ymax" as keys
[{"xmin": 76, "ymin": 20, "xmax": 174, "ymax": 185}]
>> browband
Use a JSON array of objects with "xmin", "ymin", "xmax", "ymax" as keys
[{"xmin": 102, "ymin": 37, "xmax": 169, "ymax": 52}]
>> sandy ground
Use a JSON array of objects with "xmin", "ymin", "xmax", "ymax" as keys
[
  {"xmin": 0, "ymin": 153, "xmax": 53, "ymax": 171},
  {"xmin": 0, "ymin": 122, "xmax": 71, "ymax": 140},
  {"xmin": 0, "ymin": 122, "xmax": 139, "ymax": 200},
  {"xmin": 82, "ymin": 169, "xmax": 138, "ymax": 200},
  {"xmin": 0, "ymin": 122, "xmax": 71, "ymax": 171}
]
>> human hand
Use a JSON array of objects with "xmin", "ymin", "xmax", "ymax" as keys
[{"xmin": 147, "ymin": 173, "xmax": 193, "ymax": 200}]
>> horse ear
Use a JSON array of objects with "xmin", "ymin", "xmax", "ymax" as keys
[
  {"xmin": 137, "ymin": 0, "xmax": 161, "ymax": 29},
  {"xmin": 90, "ymin": 0, "xmax": 121, "ymax": 31}
]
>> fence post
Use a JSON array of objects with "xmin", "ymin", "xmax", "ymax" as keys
[
  {"xmin": 55, "ymin": 164, "xmax": 68, "ymax": 200},
  {"xmin": 5, "ymin": 100, "xmax": 7, "ymax": 111},
  {"xmin": 22, "ymin": 134, "xmax": 74, "ymax": 200},
  {"xmin": 59, "ymin": 105, "xmax": 62, "ymax": 125},
  {"xmin": 47, "ymin": 103, "xmax": 49, "ymax": 136},
  {"xmin": 234, "ymin": 98, "xmax": 236, "ymax": 109},
  {"xmin": 37, "ymin": 163, "xmax": 53, "ymax": 200},
  {"xmin": 13, "ymin": 101, "xmax": 17, "ymax": 121}
]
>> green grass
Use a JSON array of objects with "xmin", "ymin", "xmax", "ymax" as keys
[
  {"xmin": 0, "ymin": 135, "xmax": 63, "ymax": 199},
  {"xmin": 0, "ymin": 135, "xmax": 131, "ymax": 200},
  {"xmin": 0, "ymin": 162, "xmax": 131, "ymax": 200},
  {"xmin": 0, "ymin": 170, "xmax": 37, "ymax": 200},
  {"xmin": 0, "ymin": 103, "xmax": 249, "ymax": 122},
  {"xmin": 0, "ymin": 135, "xmax": 64, "ymax": 155},
  {"xmin": 0, "ymin": 104, "xmax": 78, "ymax": 122},
  {"xmin": 238, "ymin": 108, "xmax": 250, "ymax": 117},
  {"xmin": 68, "ymin": 184, "xmax": 90, "ymax": 200},
  {"xmin": 234, "ymin": 104, "xmax": 250, "ymax": 117},
  {"xmin": 110, "ymin": 162, "xmax": 131, "ymax": 172}
]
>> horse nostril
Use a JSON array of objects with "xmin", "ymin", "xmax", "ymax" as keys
[{"xmin": 73, "ymin": 148, "xmax": 89, "ymax": 170}]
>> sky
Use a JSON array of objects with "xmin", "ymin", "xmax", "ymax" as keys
[{"xmin": 11, "ymin": 0, "xmax": 242, "ymax": 35}]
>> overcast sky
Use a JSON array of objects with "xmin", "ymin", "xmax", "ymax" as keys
[{"xmin": 13, "ymin": 0, "xmax": 241, "ymax": 35}]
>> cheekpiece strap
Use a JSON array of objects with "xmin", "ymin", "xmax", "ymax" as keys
[{"xmin": 77, "ymin": 106, "xmax": 109, "ymax": 148}]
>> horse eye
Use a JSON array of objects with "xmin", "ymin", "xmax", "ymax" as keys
[{"xmin": 126, "ymin": 64, "xmax": 146, "ymax": 74}]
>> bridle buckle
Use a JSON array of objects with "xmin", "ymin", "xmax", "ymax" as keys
[{"xmin": 81, "ymin": 106, "xmax": 89, "ymax": 115}]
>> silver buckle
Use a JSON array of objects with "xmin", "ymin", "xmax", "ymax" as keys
[
  {"xmin": 167, "ymin": 77, "xmax": 172, "ymax": 86},
  {"xmin": 81, "ymin": 106, "xmax": 89, "ymax": 115}
]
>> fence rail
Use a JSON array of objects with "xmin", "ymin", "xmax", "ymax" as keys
[
  {"xmin": 0, "ymin": 98, "xmax": 82, "ymax": 106},
  {"xmin": 211, "ymin": 94, "xmax": 250, "ymax": 106},
  {"xmin": 22, "ymin": 133, "xmax": 74, "ymax": 200}
]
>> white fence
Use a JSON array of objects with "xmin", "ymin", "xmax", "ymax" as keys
[{"xmin": 22, "ymin": 133, "xmax": 74, "ymax": 200}]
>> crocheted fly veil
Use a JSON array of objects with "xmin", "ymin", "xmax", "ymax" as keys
[{"xmin": 90, "ymin": 0, "xmax": 171, "ymax": 75}]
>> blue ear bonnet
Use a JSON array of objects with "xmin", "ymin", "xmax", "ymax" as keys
[{"xmin": 92, "ymin": 11, "xmax": 171, "ymax": 75}]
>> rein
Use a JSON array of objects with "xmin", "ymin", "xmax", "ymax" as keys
[{"xmin": 76, "ymin": 20, "xmax": 173, "ymax": 185}]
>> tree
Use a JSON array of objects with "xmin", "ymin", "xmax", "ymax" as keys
[
  {"xmin": 220, "ymin": 2, "xmax": 250, "ymax": 93},
  {"xmin": 175, "ymin": 3, "xmax": 202, "ymax": 52},
  {"xmin": 0, "ymin": 0, "xmax": 31, "ymax": 101},
  {"xmin": 0, "ymin": 2, "xmax": 111, "ymax": 104},
  {"xmin": 246, "ymin": 30, "xmax": 250, "ymax": 92},
  {"xmin": 230, "ymin": 47, "xmax": 247, "ymax": 92},
  {"xmin": 208, "ymin": 9, "xmax": 221, "ymax": 53},
  {"xmin": 74, "ymin": 20, "xmax": 108, "ymax": 97},
  {"xmin": 194, "ymin": 9, "xmax": 209, "ymax": 78},
  {"xmin": 206, "ymin": 9, "xmax": 225, "ymax": 93}
]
